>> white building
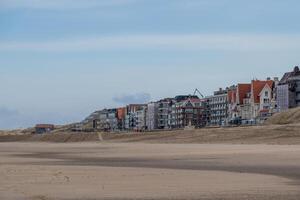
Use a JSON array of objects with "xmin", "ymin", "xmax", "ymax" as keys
[
  {"xmin": 146, "ymin": 102, "xmax": 158, "ymax": 130},
  {"xmin": 206, "ymin": 88, "xmax": 228, "ymax": 126}
]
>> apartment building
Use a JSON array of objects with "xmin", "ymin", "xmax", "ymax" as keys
[
  {"xmin": 206, "ymin": 88, "xmax": 228, "ymax": 126},
  {"xmin": 277, "ymin": 66, "xmax": 300, "ymax": 111},
  {"xmin": 117, "ymin": 107, "xmax": 126, "ymax": 130},
  {"xmin": 157, "ymin": 98, "xmax": 174, "ymax": 129},
  {"xmin": 171, "ymin": 97, "xmax": 206, "ymax": 128},
  {"xmin": 228, "ymin": 84, "xmax": 252, "ymax": 124},
  {"xmin": 135, "ymin": 107, "xmax": 147, "ymax": 131},
  {"xmin": 227, "ymin": 86, "xmax": 238, "ymax": 121},
  {"xmin": 146, "ymin": 102, "xmax": 158, "ymax": 130},
  {"xmin": 250, "ymin": 79, "xmax": 275, "ymax": 121},
  {"xmin": 98, "ymin": 109, "xmax": 118, "ymax": 131},
  {"xmin": 124, "ymin": 104, "xmax": 147, "ymax": 130}
]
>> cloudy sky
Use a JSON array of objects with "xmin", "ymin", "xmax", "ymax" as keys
[{"xmin": 0, "ymin": 0, "xmax": 299, "ymax": 129}]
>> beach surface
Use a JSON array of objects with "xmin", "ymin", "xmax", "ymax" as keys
[{"xmin": 1, "ymin": 142, "xmax": 300, "ymax": 200}]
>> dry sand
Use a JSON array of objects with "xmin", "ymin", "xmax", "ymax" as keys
[
  {"xmin": 266, "ymin": 107, "xmax": 300, "ymax": 125},
  {"xmin": 1, "ymin": 123, "xmax": 300, "ymax": 144},
  {"xmin": 1, "ymin": 142, "xmax": 300, "ymax": 200}
]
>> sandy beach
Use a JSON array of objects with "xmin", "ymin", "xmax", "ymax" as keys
[{"xmin": 1, "ymin": 142, "xmax": 300, "ymax": 200}]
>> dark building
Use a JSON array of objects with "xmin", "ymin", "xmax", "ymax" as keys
[
  {"xmin": 157, "ymin": 98, "xmax": 174, "ymax": 129},
  {"xmin": 171, "ymin": 97, "xmax": 206, "ymax": 128},
  {"xmin": 277, "ymin": 66, "xmax": 300, "ymax": 111},
  {"xmin": 35, "ymin": 124, "xmax": 55, "ymax": 134}
]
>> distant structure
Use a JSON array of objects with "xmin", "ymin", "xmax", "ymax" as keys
[
  {"xmin": 227, "ymin": 78, "xmax": 277, "ymax": 124},
  {"xmin": 76, "ymin": 65, "xmax": 298, "ymax": 131},
  {"xmin": 276, "ymin": 66, "xmax": 300, "ymax": 111},
  {"xmin": 146, "ymin": 102, "xmax": 158, "ymax": 130},
  {"xmin": 35, "ymin": 124, "xmax": 55, "ymax": 134},
  {"xmin": 206, "ymin": 88, "xmax": 229, "ymax": 126},
  {"xmin": 171, "ymin": 97, "xmax": 206, "ymax": 128}
]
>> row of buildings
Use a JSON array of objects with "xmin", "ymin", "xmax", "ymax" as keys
[
  {"xmin": 78, "ymin": 66, "xmax": 300, "ymax": 132},
  {"xmin": 80, "ymin": 95, "xmax": 207, "ymax": 132}
]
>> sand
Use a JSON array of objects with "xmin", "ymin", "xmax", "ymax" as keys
[
  {"xmin": 1, "ymin": 123, "xmax": 300, "ymax": 144},
  {"xmin": 1, "ymin": 142, "xmax": 300, "ymax": 200},
  {"xmin": 266, "ymin": 107, "xmax": 300, "ymax": 125}
]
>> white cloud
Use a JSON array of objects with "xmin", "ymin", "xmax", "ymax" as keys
[
  {"xmin": 0, "ymin": 0, "xmax": 135, "ymax": 10},
  {"xmin": 1, "ymin": 34, "xmax": 300, "ymax": 52}
]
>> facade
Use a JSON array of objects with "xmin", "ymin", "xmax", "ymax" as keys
[
  {"xmin": 228, "ymin": 79, "xmax": 276, "ymax": 124},
  {"xmin": 276, "ymin": 66, "xmax": 300, "ymax": 111},
  {"xmin": 135, "ymin": 107, "xmax": 147, "ymax": 131},
  {"xmin": 236, "ymin": 83, "xmax": 252, "ymax": 121},
  {"xmin": 157, "ymin": 98, "xmax": 174, "ymax": 129},
  {"xmin": 124, "ymin": 104, "xmax": 147, "ymax": 130},
  {"xmin": 276, "ymin": 84, "xmax": 289, "ymax": 111},
  {"xmin": 206, "ymin": 88, "xmax": 228, "ymax": 126},
  {"xmin": 171, "ymin": 97, "xmax": 206, "ymax": 128},
  {"xmin": 146, "ymin": 102, "xmax": 158, "ymax": 131},
  {"xmin": 35, "ymin": 124, "xmax": 55, "ymax": 134},
  {"xmin": 227, "ymin": 86, "xmax": 238, "ymax": 122},
  {"xmin": 124, "ymin": 114, "xmax": 133, "ymax": 130},
  {"xmin": 97, "ymin": 109, "xmax": 118, "ymax": 131},
  {"xmin": 250, "ymin": 79, "xmax": 275, "ymax": 122},
  {"xmin": 117, "ymin": 107, "xmax": 126, "ymax": 130}
]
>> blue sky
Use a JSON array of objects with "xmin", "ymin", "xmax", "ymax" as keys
[{"xmin": 0, "ymin": 0, "xmax": 300, "ymax": 129}]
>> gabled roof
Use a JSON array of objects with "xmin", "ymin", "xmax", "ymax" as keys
[
  {"xmin": 258, "ymin": 83, "xmax": 272, "ymax": 97},
  {"xmin": 179, "ymin": 98, "xmax": 203, "ymax": 107},
  {"xmin": 237, "ymin": 84, "xmax": 251, "ymax": 105},
  {"xmin": 251, "ymin": 80, "xmax": 274, "ymax": 103}
]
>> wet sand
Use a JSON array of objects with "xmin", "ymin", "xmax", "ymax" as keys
[{"xmin": 1, "ymin": 142, "xmax": 300, "ymax": 200}]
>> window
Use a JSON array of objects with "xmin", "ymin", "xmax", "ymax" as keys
[
  {"xmin": 265, "ymin": 91, "xmax": 268, "ymax": 97},
  {"xmin": 263, "ymin": 99, "xmax": 269, "ymax": 103}
]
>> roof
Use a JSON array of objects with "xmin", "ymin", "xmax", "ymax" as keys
[
  {"xmin": 175, "ymin": 95, "xmax": 199, "ymax": 102},
  {"xmin": 279, "ymin": 72, "xmax": 293, "ymax": 84},
  {"xmin": 177, "ymin": 97, "xmax": 204, "ymax": 107},
  {"xmin": 251, "ymin": 80, "xmax": 274, "ymax": 103},
  {"xmin": 188, "ymin": 98, "xmax": 203, "ymax": 103},
  {"xmin": 127, "ymin": 104, "xmax": 147, "ymax": 107},
  {"xmin": 279, "ymin": 66, "xmax": 300, "ymax": 84},
  {"xmin": 237, "ymin": 84, "xmax": 251, "ymax": 105}
]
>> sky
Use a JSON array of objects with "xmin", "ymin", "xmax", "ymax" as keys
[{"xmin": 0, "ymin": 0, "xmax": 300, "ymax": 129}]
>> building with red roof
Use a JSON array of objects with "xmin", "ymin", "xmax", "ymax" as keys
[
  {"xmin": 227, "ymin": 78, "xmax": 277, "ymax": 124},
  {"xmin": 250, "ymin": 79, "xmax": 275, "ymax": 121},
  {"xmin": 236, "ymin": 83, "xmax": 252, "ymax": 121}
]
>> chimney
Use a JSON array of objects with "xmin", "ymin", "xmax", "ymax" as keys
[
  {"xmin": 274, "ymin": 77, "xmax": 279, "ymax": 82},
  {"xmin": 267, "ymin": 77, "xmax": 271, "ymax": 81}
]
